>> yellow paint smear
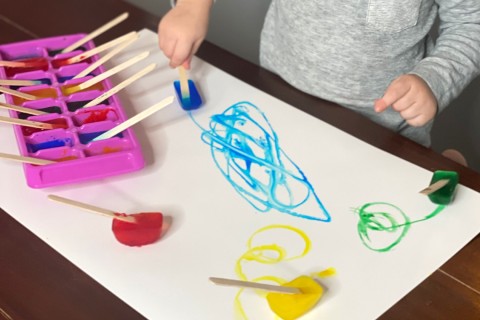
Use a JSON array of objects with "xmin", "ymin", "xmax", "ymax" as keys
[
  {"xmin": 232, "ymin": 225, "xmax": 335, "ymax": 319},
  {"xmin": 266, "ymin": 275, "xmax": 323, "ymax": 320}
]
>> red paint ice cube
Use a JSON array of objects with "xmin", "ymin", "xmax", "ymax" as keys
[{"xmin": 112, "ymin": 212, "xmax": 163, "ymax": 247}]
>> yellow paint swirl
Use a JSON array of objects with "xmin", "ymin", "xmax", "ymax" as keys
[{"xmin": 233, "ymin": 225, "xmax": 335, "ymax": 319}]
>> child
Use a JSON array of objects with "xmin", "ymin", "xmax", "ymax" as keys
[{"xmin": 158, "ymin": 0, "xmax": 480, "ymax": 147}]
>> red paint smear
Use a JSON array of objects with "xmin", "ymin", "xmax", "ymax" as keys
[
  {"xmin": 56, "ymin": 156, "xmax": 78, "ymax": 161},
  {"xmin": 102, "ymin": 146, "xmax": 121, "ymax": 154},
  {"xmin": 52, "ymin": 55, "xmax": 91, "ymax": 68},
  {"xmin": 82, "ymin": 109, "xmax": 110, "ymax": 124},
  {"xmin": 17, "ymin": 57, "xmax": 47, "ymax": 66},
  {"xmin": 22, "ymin": 126, "xmax": 42, "ymax": 136},
  {"xmin": 51, "ymin": 58, "xmax": 71, "ymax": 68},
  {"xmin": 112, "ymin": 212, "xmax": 164, "ymax": 247},
  {"xmin": 5, "ymin": 57, "xmax": 49, "ymax": 76},
  {"xmin": 21, "ymin": 118, "xmax": 68, "ymax": 136}
]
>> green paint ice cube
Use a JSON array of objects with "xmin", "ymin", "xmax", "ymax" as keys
[{"xmin": 428, "ymin": 170, "xmax": 459, "ymax": 205}]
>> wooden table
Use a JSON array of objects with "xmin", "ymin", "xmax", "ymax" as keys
[{"xmin": 0, "ymin": 1, "xmax": 479, "ymax": 319}]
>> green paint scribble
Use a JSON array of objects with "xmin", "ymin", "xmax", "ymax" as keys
[{"xmin": 354, "ymin": 202, "xmax": 445, "ymax": 252}]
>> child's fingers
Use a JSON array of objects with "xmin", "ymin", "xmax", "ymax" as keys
[
  {"xmin": 158, "ymin": 21, "xmax": 175, "ymax": 56},
  {"xmin": 170, "ymin": 41, "xmax": 195, "ymax": 68},
  {"xmin": 375, "ymin": 78, "xmax": 411, "ymax": 112},
  {"xmin": 179, "ymin": 40, "xmax": 203, "ymax": 69},
  {"xmin": 405, "ymin": 113, "xmax": 427, "ymax": 127},
  {"xmin": 374, "ymin": 98, "xmax": 388, "ymax": 112},
  {"xmin": 405, "ymin": 105, "xmax": 436, "ymax": 127},
  {"xmin": 399, "ymin": 104, "xmax": 419, "ymax": 120},
  {"xmin": 160, "ymin": 38, "xmax": 177, "ymax": 60},
  {"xmin": 391, "ymin": 99, "xmax": 415, "ymax": 112},
  {"xmin": 182, "ymin": 60, "xmax": 191, "ymax": 70},
  {"xmin": 384, "ymin": 82, "xmax": 411, "ymax": 107}
]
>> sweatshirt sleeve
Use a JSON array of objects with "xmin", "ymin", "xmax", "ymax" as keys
[{"xmin": 410, "ymin": 0, "xmax": 480, "ymax": 111}]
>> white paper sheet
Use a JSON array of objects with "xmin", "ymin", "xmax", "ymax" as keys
[{"xmin": 1, "ymin": 29, "xmax": 479, "ymax": 320}]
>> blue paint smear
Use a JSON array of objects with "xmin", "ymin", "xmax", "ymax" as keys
[
  {"xmin": 189, "ymin": 101, "xmax": 331, "ymax": 222},
  {"xmin": 67, "ymin": 97, "xmax": 110, "ymax": 112},
  {"xmin": 57, "ymin": 73, "xmax": 94, "ymax": 83},
  {"xmin": 28, "ymin": 139, "xmax": 68, "ymax": 152},
  {"xmin": 79, "ymin": 131, "xmax": 122, "ymax": 144},
  {"xmin": 48, "ymin": 46, "xmax": 86, "ymax": 57},
  {"xmin": 11, "ymin": 78, "xmax": 52, "ymax": 90},
  {"xmin": 19, "ymin": 106, "xmax": 61, "ymax": 119},
  {"xmin": 37, "ymin": 78, "xmax": 52, "ymax": 85}
]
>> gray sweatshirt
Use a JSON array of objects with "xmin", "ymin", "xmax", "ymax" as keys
[{"xmin": 260, "ymin": 0, "xmax": 480, "ymax": 145}]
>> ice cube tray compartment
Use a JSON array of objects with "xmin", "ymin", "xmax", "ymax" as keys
[
  {"xmin": 0, "ymin": 34, "xmax": 145, "ymax": 188},
  {"xmin": 11, "ymin": 70, "xmax": 54, "ymax": 88}
]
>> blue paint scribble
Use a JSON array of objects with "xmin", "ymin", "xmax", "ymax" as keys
[{"xmin": 189, "ymin": 101, "xmax": 330, "ymax": 222}]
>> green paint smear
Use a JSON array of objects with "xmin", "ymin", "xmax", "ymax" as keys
[{"xmin": 355, "ymin": 202, "xmax": 445, "ymax": 252}]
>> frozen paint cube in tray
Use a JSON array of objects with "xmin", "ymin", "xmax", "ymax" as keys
[{"xmin": 0, "ymin": 34, "xmax": 145, "ymax": 188}]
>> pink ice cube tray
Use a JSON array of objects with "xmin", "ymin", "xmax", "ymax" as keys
[{"xmin": 0, "ymin": 34, "xmax": 145, "ymax": 188}]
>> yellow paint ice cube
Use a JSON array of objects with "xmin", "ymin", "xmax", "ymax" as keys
[{"xmin": 266, "ymin": 276, "xmax": 323, "ymax": 320}]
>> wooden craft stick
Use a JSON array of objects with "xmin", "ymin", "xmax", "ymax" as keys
[
  {"xmin": 0, "ymin": 115, "xmax": 57, "ymax": 129},
  {"xmin": 209, "ymin": 277, "xmax": 301, "ymax": 294},
  {"xmin": 73, "ymin": 51, "xmax": 150, "ymax": 91},
  {"xmin": 178, "ymin": 65, "xmax": 190, "ymax": 100},
  {"xmin": 61, "ymin": 12, "xmax": 130, "ymax": 53},
  {"xmin": 419, "ymin": 179, "xmax": 450, "ymax": 195},
  {"xmin": 82, "ymin": 63, "xmax": 156, "ymax": 108},
  {"xmin": 0, "ymin": 79, "xmax": 41, "ymax": 86},
  {"xmin": 66, "ymin": 31, "xmax": 137, "ymax": 64},
  {"xmin": 0, "ymin": 152, "xmax": 55, "ymax": 165},
  {"xmin": 0, "ymin": 102, "xmax": 47, "ymax": 116},
  {"xmin": 92, "ymin": 96, "xmax": 174, "ymax": 141},
  {"xmin": 0, "ymin": 60, "xmax": 30, "ymax": 67},
  {"xmin": 0, "ymin": 86, "xmax": 38, "ymax": 100},
  {"xmin": 47, "ymin": 194, "xmax": 136, "ymax": 223},
  {"xmin": 73, "ymin": 35, "xmax": 139, "ymax": 79}
]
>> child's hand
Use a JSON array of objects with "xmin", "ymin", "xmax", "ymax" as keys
[
  {"xmin": 374, "ymin": 74, "xmax": 437, "ymax": 127},
  {"xmin": 158, "ymin": 0, "xmax": 213, "ymax": 69}
]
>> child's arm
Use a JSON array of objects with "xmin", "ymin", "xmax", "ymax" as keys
[
  {"xmin": 375, "ymin": 0, "xmax": 480, "ymax": 127},
  {"xmin": 158, "ymin": 0, "xmax": 214, "ymax": 69}
]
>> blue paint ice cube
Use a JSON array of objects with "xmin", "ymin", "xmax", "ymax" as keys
[{"xmin": 173, "ymin": 79, "xmax": 202, "ymax": 110}]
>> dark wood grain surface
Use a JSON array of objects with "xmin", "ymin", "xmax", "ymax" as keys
[{"xmin": 0, "ymin": 1, "xmax": 478, "ymax": 319}]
